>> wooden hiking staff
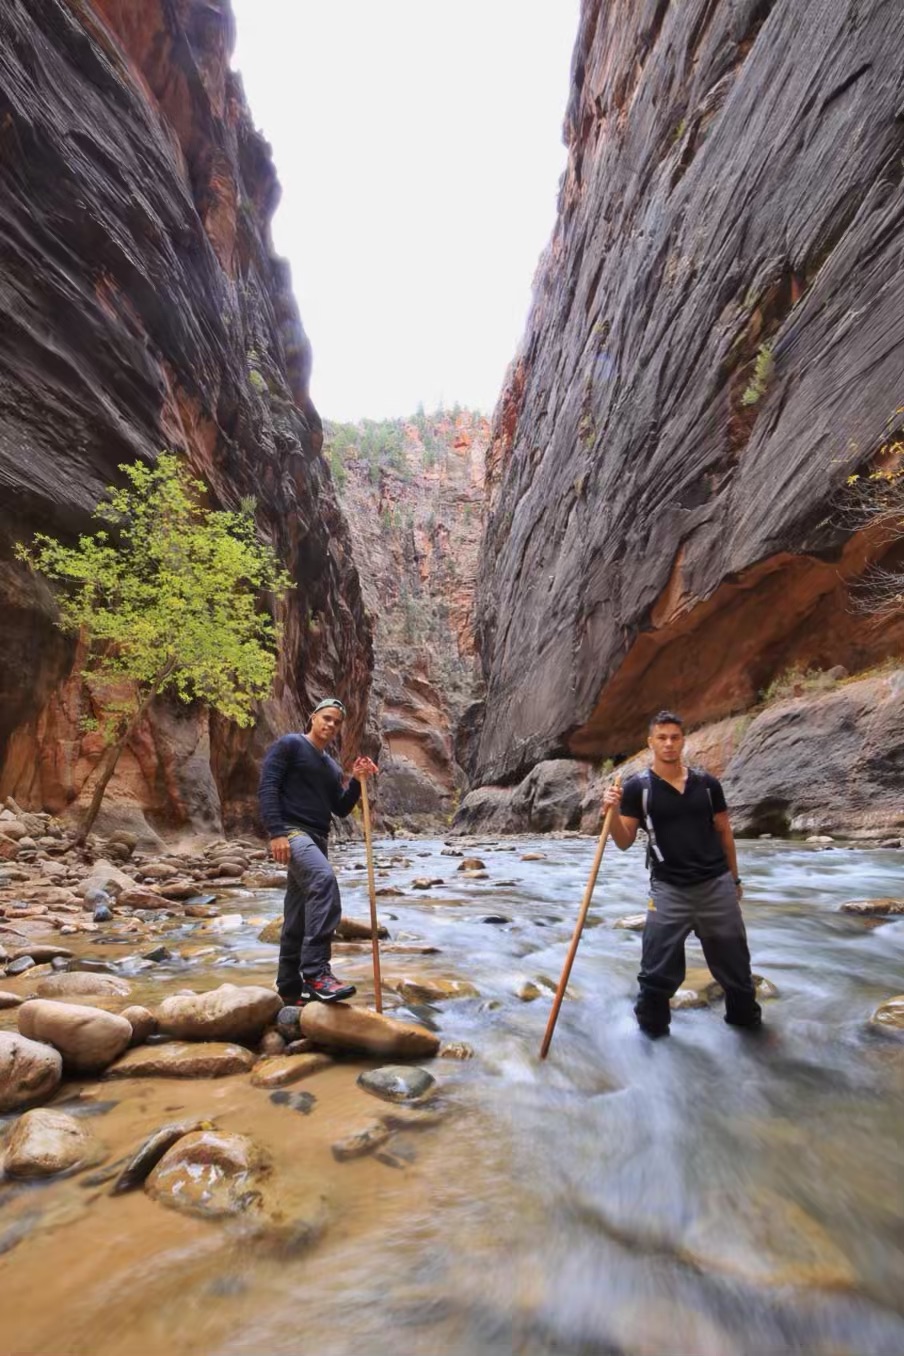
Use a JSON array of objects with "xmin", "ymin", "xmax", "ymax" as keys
[
  {"xmin": 539, "ymin": 777, "xmax": 621, "ymax": 1060},
  {"xmin": 359, "ymin": 777, "xmax": 383, "ymax": 1013}
]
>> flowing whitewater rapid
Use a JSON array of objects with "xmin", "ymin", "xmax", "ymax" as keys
[{"xmin": 1, "ymin": 835, "xmax": 903, "ymax": 1356}]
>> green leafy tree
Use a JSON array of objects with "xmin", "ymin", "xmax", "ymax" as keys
[{"xmin": 16, "ymin": 454, "xmax": 292, "ymax": 841}]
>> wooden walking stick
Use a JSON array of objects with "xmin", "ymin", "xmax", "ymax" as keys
[
  {"xmin": 539, "ymin": 777, "xmax": 621, "ymax": 1060},
  {"xmin": 360, "ymin": 777, "xmax": 383, "ymax": 1013}
]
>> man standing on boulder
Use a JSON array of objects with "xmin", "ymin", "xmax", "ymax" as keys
[
  {"xmin": 259, "ymin": 697, "xmax": 378, "ymax": 1004},
  {"xmin": 602, "ymin": 710, "xmax": 761, "ymax": 1038}
]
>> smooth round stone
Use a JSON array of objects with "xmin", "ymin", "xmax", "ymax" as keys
[
  {"xmin": 7, "ymin": 956, "xmax": 35, "ymax": 976},
  {"xmin": 0, "ymin": 1031, "xmax": 63, "ymax": 1111},
  {"xmin": 3, "ymin": 1108, "xmax": 96, "ymax": 1178},
  {"xmin": 18, "ymin": 1000, "xmax": 133, "ymax": 1074},
  {"xmin": 357, "ymin": 1065, "xmax": 436, "ymax": 1103},
  {"xmin": 275, "ymin": 1006, "xmax": 303, "ymax": 1040},
  {"xmin": 93, "ymin": 904, "xmax": 113, "ymax": 923}
]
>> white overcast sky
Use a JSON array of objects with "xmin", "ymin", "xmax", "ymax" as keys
[{"xmin": 231, "ymin": 1, "xmax": 580, "ymax": 422}]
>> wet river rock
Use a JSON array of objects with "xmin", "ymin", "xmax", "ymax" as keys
[
  {"xmin": 35, "ymin": 972, "xmax": 132, "ymax": 1000},
  {"xmin": 250, "ymin": 1052, "xmax": 333, "ymax": 1089},
  {"xmin": 331, "ymin": 1120, "xmax": 391, "ymax": 1162},
  {"xmin": 357, "ymin": 1065, "xmax": 436, "ymax": 1103},
  {"xmin": 155, "ymin": 983, "xmax": 281, "ymax": 1043},
  {"xmin": 3, "ymin": 1108, "xmax": 97, "ymax": 1178},
  {"xmin": 119, "ymin": 1005, "xmax": 158, "ymax": 1047},
  {"xmin": 869, "ymin": 995, "xmax": 904, "ymax": 1033},
  {"xmin": 300, "ymin": 1003, "xmax": 440, "ymax": 1060},
  {"xmin": 105, "ymin": 1042, "xmax": 256, "ymax": 1079},
  {"xmin": 0, "ymin": 1031, "xmax": 62, "ymax": 1112},
  {"xmin": 145, "ymin": 1130, "xmax": 269, "ymax": 1219},
  {"xmin": 111, "ymin": 1119, "xmax": 214, "ymax": 1194},
  {"xmin": 18, "ymin": 1000, "xmax": 132, "ymax": 1074},
  {"xmin": 840, "ymin": 898, "xmax": 904, "ymax": 917}
]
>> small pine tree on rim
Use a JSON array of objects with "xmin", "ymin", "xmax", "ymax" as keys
[{"xmin": 16, "ymin": 452, "xmax": 293, "ymax": 841}]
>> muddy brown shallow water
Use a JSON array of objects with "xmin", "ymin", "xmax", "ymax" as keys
[{"xmin": 1, "ymin": 835, "xmax": 904, "ymax": 1356}]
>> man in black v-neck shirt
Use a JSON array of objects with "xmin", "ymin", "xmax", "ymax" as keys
[{"xmin": 602, "ymin": 710, "xmax": 761, "ymax": 1038}]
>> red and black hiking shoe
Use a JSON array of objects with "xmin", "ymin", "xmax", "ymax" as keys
[{"xmin": 300, "ymin": 967, "xmax": 357, "ymax": 1004}]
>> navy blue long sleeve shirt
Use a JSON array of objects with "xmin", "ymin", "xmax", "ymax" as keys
[{"xmin": 258, "ymin": 733, "xmax": 360, "ymax": 838}]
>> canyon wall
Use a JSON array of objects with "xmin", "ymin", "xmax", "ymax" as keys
[
  {"xmin": 0, "ymin": 0, "xmax": 372, "ymax": 836},
  {"xmin": 328, "ymin": 411, "xmax": 486, "ymax": 826},
  {"xmin": 468, "ymin": 0, "xmax": 904, "ymax": 788}
]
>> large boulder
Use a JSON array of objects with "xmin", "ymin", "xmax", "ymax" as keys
[
  {"xmin": 451, "ymin": 786, "xmax": 520, "ymax": 836},
  {"xmin": 105, "ymin": 1042, "xmax": 256, "ymax": 1078},
  {"xmin": 75, "ymin": 860, "xmax": 137, "ymax": 899},
  {"xmin": 723, "ymin": 674, "xmax": 904, "ymax": 836},
  {"xmin": 155, "ymin": 984, "xmax": 281, "ymax": 1043},
  {"xmin": 3, "ymin": 1108, "xmax": 96, "ymax": 1179},
  {"xmin": 452, "ymin": 760, "xmax": 592, "ymax": 835},
  {"xmin": 300, "ymin": 1003, "xmax": 440, "ymax": 1059},
  {"xmin": 0, "ymin": 1031, "xmax": 62, "ymax": 1112},
  {"xmin": 18, "ymin": 999, "xmax": 133, "ymax": 1073}
]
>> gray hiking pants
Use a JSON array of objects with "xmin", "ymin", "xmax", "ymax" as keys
[
  {"xmin": 277, "ymin": 829, "xmax": 341, "ymax": 1000},
  {"xmin": 637, "ymin": 871, "xmax": 760, "ymax": 1027}
]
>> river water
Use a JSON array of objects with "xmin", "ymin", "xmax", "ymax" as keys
[{"xmin": 1, "ymin": 836, "xmax": 903, "ymax": 1356}]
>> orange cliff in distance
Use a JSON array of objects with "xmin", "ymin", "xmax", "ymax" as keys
[
  {"xmin": 326, "ymin": 409, "xmax": 487, "ymax": 826},
  {"xmin": 0, "ymin": 0, "xmax": 372, "ymax": 838}
]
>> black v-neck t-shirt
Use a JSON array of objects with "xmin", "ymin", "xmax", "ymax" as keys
[{"xmin": 620, "ymin": 768, "xmax": 728, "ymax": 885}]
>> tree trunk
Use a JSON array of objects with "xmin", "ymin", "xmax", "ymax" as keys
[{"xmin": 75, "ymin": 665, "xmax": 174, "ymax": 845}]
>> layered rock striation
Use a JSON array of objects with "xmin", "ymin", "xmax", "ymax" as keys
[
  {"xmin": 0, "ymin": 0, "xmax": 371, "ymax": 834},
  {"xmin": 469, "ymin": 0, "xmax": 904, "ymax": 787},
  {"xmin": 328, "ymin": 411, "xmax": 486, "ymax": 823}
]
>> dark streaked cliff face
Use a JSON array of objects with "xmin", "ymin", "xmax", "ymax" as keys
[
  {"xmin": 0, "ymin": 0, "xmax": 372, "ymax": 831},
  {"xmin": 468, "ymin": 0, "xmax": 904, "ymax": 786}
]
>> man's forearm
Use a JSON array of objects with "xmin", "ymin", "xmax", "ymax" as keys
[
  {"xmin": 719, "ymin": 824, "xmax": 740, "ymax": 879},
  {"xmin": 608, "ymin": 814, "xmax": 636, "ymax": 850}
]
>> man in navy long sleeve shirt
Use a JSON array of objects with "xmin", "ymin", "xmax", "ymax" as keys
[{"xmin": 259, "ymin": 697, "xmax": 377, "ymax": 1003}]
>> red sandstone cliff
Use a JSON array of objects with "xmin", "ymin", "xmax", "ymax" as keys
[
  {"xmin": 327, "ymin": 410, "xmax": 486, "ymax": 824},
  {"xmin": 0, "ymin": 0, "xmax": 372, "ymax": 835},
  {"xmin": 468, "ymin": 0, "xmax": 904, "ymax": 787}
]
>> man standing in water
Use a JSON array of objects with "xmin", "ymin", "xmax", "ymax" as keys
[
  {"xmin": 259, "ymin": 697, "xmax": 378, "ymax": 1004},
  {"xmin": 602, "ymin": 710, "xmax": 761, "ymax": 1038}
]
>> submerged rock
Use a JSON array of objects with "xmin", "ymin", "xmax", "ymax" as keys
[
  {"xmin": 155, "ymin": 983, "xmax": 281, "ymax": 1043},
  {"xmin": 257, "ymin": 919, "xmax": 283, "ymax": 944},
  {"xmin": 331, "ymin": 1120, "xmax": 391, "ymax": 1162},
  {"xmin": 614, "ymin": 914, "xmax": 647, "ymax": 931},
  {"xmin": 18, "ymin": 999, "xmax": 132, "ymax": 1074},
  {"xmin": 145, "ymin": 1130, "xmax": 269, "ymax": 1219},
  {"xmin": 250, "ymin": 1052, "xmax": 332, "ymax": 1089},
  {"xmin": 300, "ymin": 1003, "xmax": 440, "ymax": 1060},
  {"xmin": 35, "ymin": 972, "xmax": 132, "ymax": 1000},
  {"xmin": 105, "ymin": 1042, "xmax": 255, "ymax": 1079},
  {"xmin": 111, "ymin": 1119, "xmax": 213, "ymax": 1194},
  {"xmin": 840, "ymin": 898, "xmax": 904, "ymax": 916},
  {"xmin": 387, "ymin": 975, "xmax": 479, "ymax": 1003},
  {"xmin": 357, "ymin": 1065, "xmax": 436, "ymax": 1103},
  {"xmin": 869, "ymin": 995, "xmax": 904, "ymax": 1033},
  {"xmin": 3, "ymin": 1108, "xmax": 96, "ymax": 1179},
  {"xmin": 0, "ymin": 1031, "xmax": 62, "ymax": 1112}
]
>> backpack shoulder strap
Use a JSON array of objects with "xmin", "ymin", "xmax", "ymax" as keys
[{"xmin": 640, "ymin": 769, "xmax": 665, "ymax": 863}]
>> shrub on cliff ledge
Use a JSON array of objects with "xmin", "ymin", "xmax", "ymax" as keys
[{"xmin": 16, "ymin": 454, "xmax": 291, "ymax": 840}]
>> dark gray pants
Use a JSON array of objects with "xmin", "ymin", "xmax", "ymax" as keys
[
  {"xmin": 637, "ymin": 871, "xmax": 760, "ymax": 1029},
  {"xmin": 277, "ymin": 829, "xmax": 341, "ymax": 1001}
]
